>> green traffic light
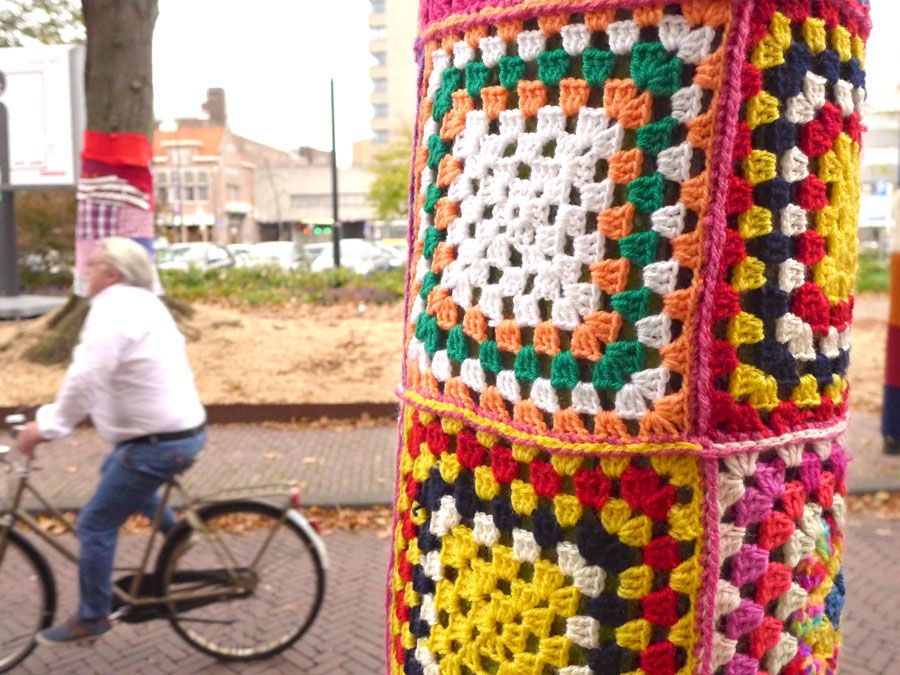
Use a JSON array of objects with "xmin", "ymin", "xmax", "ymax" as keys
[
  {"xmin": 314, "ymin": 227, "xmax": 321, "ymax": 235},
  {"xmin": 324, "ymin": 227, "xmax": 331, "ymax": 234}
]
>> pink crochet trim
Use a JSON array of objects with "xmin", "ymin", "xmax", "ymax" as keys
[
  {"xmin": 690, "ymin": 0, "xmax": 752, "ymax": 438},
  {"xmin": 418, "ymin": 0, "xmax": 871, "ymax": 37}
]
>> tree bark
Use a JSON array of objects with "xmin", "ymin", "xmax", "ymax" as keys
[{"xmin": 82, "ymin": 0, "xmax": 158, "ymax": 137}]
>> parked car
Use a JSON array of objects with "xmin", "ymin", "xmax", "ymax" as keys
[
  {"xmin": 156, "ymin": 243, "xmax": 236, "ymax": 272},
  {"xmin": 225, "ymin": 243, "xmax": 255, "ymax": 267},
  {"xmin": 373, "ymin": 241, "xmax": 407, "ymax": 269},
  {"xmin": 249, "ymin": 241, "xmax": 307, "ymax": 271},
  {"xmin": 307, "ymin": 239, "xmax": 396, "ymax": 275}
]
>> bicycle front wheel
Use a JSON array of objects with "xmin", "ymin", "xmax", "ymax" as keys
[
  {"xmin": 0, "ymin": 529, "xmax": 56, "ymax": 672},
  {"xmin": 156, "ymin": 500, "xmax": 325, "ymax": 661}
]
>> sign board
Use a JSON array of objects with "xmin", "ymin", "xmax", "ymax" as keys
[
  {"xmin": 860, "ymin": 182, "xmax": 894, "ymax": 229},
  {"xmin": 0, "ymin": 44, "xmax": 85, "ymax": 188}
]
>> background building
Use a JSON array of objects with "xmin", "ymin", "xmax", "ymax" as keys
[
  {"xmin": 154, "ymin": 89, "xmax": 380, "ymax": 244},
  {"xmin": 353, "ymin": 0, "xmax": 417, "ymax": 166},
  {"xmin": 152, "ymin": 89, "xmax": 290, "ymax": 243}
]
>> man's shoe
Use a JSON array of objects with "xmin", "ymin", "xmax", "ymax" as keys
[{"xmin": 36, "ymin": 616, "xmax": 111, "ymax": 647}]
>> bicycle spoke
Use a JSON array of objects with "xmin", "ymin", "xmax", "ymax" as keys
[{"xmin": 160, "ymin": 502, "xmax": 324, "ymax": 661}]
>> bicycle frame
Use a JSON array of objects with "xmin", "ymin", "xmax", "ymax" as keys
[{"xmin": 0, "ymin": 448, "xmax": 300, "ymax": 615}]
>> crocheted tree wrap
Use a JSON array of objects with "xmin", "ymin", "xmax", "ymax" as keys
[
  {"xmin": 390, "ymin": 1, "xmax": 868, "ymax": 673},
  {"xmin": 708, "ymin": 1, "xmax": 867, "ymax": 438}
]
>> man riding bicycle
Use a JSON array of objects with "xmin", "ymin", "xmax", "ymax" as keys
[{"xmin": 17, "ymin": 237, "xmax": 206, "ymax": 646}]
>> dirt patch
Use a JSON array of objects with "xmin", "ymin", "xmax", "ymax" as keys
[
  {"xmin": 0, "ymin": 301, "xmax": 404, "ymax": 407},
  {"xmin": 0, "ymin": 294, "xmax": 889, "ymax": 414}
]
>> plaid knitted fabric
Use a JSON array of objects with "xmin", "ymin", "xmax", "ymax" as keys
[
  {"xmin": 74, "ymin": 131, "xmax": 155, "ymax": 296},
  {"xmin": 389, "ymin": 1, "xmax": 869, "ymax": 673}
]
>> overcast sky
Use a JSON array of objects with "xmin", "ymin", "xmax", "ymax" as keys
[
  {"xmin": 152, "ymin": 0, "xmax": 900, "ymax": 167},
  {"xmin": 152, "ymin": 0, "xmax": 377, "ymax": 166}
]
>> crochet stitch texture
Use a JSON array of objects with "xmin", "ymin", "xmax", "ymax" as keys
[{"xmin": 389, "ymin": 1, "xmax": 869, "ymax": 673}]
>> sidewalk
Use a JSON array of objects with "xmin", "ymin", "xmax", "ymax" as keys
[
  {"xmin": 10, "ymin": 517, "xmax": 900, "ymax": 674},
  {"xmin": 14, "ymin": 411, "xmax": 900, "ymax": 513},
  {"xmin": 3, "ymin": 411, "xmax": 900, "ymax": 674}
]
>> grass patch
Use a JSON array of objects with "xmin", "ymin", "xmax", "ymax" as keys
[
  {"xmin": 159, "ymin": 266, "xmax": 406, "ymax": 307},
  {"xmin": 857, "ymin": 252, "xmax": 890, "ymax": 293}
]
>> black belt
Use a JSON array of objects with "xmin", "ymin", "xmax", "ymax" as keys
[{"xmin": 124, "ymin": 423, "xmax": 206, "ymax": 446}]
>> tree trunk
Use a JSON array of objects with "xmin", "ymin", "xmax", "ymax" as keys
[
  {"xmin": 82, "ymin": 0, "xmax": 158, "ymax": 137},
  {"xmin": 25, "ymin": 0, "xmax": 165, "ymax": 364}
]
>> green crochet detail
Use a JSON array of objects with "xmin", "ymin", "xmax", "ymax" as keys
[
  {"xmin": 627, "ymin": 173, "xmax": 665, "ymax": 214},
  {"xmin": 550, "ymin": 351, "xmax": 580, "ymax": 390},
  {"xmin": 610, "ymin": 287, "xmax": 653, "ymax": 323},
  {"xmin": 582, "ymin": 48, "xmax": 614, "ymax": 88},
  {"xmin": 636, "ymin": 117, "xmax": 679, "ymax": 155},
  {"xmin": 415, "ymin": 312, "xmax": 440, "ymax": 356},
  {"xmin": 446, "ymin": 325, "xmax": 469, "ymax": 362},
  {"xmin": 466, "ymin": 61, "xmax": 491, "ymax": 98},
  {"xmin": 514, "ymin": 345, "xmax": 540, "ymax": 382},
  {"xmin": 419, "ymin": 271, "xmax": 440, "ymax": 300},
  {"xmin": 630, "ymin": 43, "xmax": 683, "ymax": 97},
  {"xmin": 424, "ymin": 184, "xmax": 442, "ymax": 214},
  {"xmin": 592, "ymin": 341, "xmax": 644, "ymax": 391},
  {"xmin": 432, "ymin": 68, "xmax": 463, "ymax": 121},
  {"xmin": 479, "ymin": 340, "xmax": 502, "ymax": 374},
  {"xmin": 619, "ymin": 230, "xmax": 660, "ymax": 268},
  {"xmin": 427, "ymin": 134, "xmax": 448, "ymax": 171},
  {"xmin": 499, "ymin": 56, "xmax": 526, "ymax": 90},
  {"xmin": 537, "ymin": 49, "xmax": 570, "ymax": 87},
  {"xmin": 423, "ymin": 226, "xmax": 445, "ymax": 260}
]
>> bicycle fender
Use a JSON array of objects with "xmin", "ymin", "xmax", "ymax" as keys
[{"xmin": 286, "ymin": 509, "xmax": 330, "ymax": 570}]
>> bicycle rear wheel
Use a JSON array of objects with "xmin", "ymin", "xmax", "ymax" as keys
[
  {"xmin": 0, "ymin": 529, "xmax": 56, "ymax": 672},
  {"xmin": 156, "ymin": 500, "xmax": 325, "ymax": 661}
]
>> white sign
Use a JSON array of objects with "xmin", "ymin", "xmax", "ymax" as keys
[{"xmin": 0, "ymin": 45, "xmax": 85, "ymax": 188}]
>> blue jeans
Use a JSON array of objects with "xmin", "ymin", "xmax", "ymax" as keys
[{"xmin": 76, "ymin": 431, "xmax": 206, "ymax": 620}]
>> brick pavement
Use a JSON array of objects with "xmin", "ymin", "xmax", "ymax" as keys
[
  {"xmin": 11, "ymin": 411, "xmax": 899, "ymax": 514},
  {"xmin": 3, "ymin": 410, "xmax": 900, "ymax": 673},
  {"xmin": 13, "ymin": 530, "xmax": 390, "ymax": 675},
  {"xmin": 15, "ymin": 423, "xmax": 400, "ymax": 511},
  {"xmin": 6, "ymin": 514, "xmax": 899, "ymax": 674}
]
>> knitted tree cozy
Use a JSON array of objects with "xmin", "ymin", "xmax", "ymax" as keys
[
  {"xmin": 75, "ymin": 130, "xmax": 156, "ymax": 296},
  {"xmin": 387, "ymin": 1, "xmax": 870, "ymax": 673}
]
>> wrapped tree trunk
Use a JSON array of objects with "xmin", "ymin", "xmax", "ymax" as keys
[
  {"xmin": 75, "ymin": 0, "xmax": 158, "ymax": 296},
  {"xmin": 26, "ymin": 0, "xmax": 167, "ymax": 363},
  {"xmin": 388, "ymin": 1, "xmax": 870, "ymax": 673}
]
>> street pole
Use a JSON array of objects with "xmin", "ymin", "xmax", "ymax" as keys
[
  {"xmin": 0, "ymin": 70, "xmax": 20, "ymax": 298},
  {"xmin": 330, "ymin": 79, "xmax": 340, "ymax": 269}
]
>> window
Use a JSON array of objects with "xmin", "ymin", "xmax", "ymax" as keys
[
  {"xmin": 289, "ymin": 193, "xmax": 370, "ymax": 208},
  {"xmin": 170, "ymin": 171, "xmax": 181, "ymax": 202},
  {"xmin": 290, "ymin": 194, "xmax": 331, "ymax": 208},
  {"xmin": 372, "ymin": 51, "xmax": 386, "ymax": 66},
  {"xmin": 197, "ymin": 171, "xmax": 209, "ymax": 200},
  {"xmin": 373, "ymin": 103, "xmax": 388, "ymax": 118},
  {"xmin": 371, "ymin": 0, "xmax": 385, "ymax": 11},
  {"xmin": 373, "ymin": 78, "xmax": 387, "ymax": 92},
  {"xmin": 371, "ymin": 26, "xmax": 386, "ymax": 40},
  {"xmin": 155, "ymin": 171, "xmax": 168, "ymax": 204},
  {"xmin": 374, "ymin": 130, "xmax": 389, "ymax": 143},
  {"xmin": 182, "ymin": 171, "xmax": 195, "ymax": 201}
]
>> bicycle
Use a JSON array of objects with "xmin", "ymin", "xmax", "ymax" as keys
[{"xmin": 0, "ymin": 414, "xmax": 328, "ymax": 672}]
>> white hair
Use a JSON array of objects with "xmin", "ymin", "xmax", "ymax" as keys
[{"xmin": 98, "ymin": 237, "xmax": 155, "ymax": 291}]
